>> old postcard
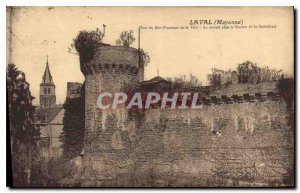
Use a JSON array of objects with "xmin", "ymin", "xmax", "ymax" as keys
[{"xmin": 6, "ymin": 7, "xmax": 294, "ymax": 187}]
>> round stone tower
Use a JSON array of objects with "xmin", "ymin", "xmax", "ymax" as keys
[{"xmin": 80, "ymin": 45, "xmax": 141, "ymax": 185}]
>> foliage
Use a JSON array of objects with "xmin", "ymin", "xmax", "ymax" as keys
[
  {"xmin": 277, "ymin": 78, "xmax": 294, "ymax": 127},
  {"xmin": 237, "ymin": 61, "xmax": 284, "ymax": 83},
  {"xmin": 138, "ymin": 49, "xmax": 150, "ymax": 67},
  {"xmin": 71, "ymin": 28, "xmax": 106, "ymax": 63},
  {"xmin": 116, "ymin": 30, "xmax": 135, "ymax": 47},
  {"xmin": 60, "ymin": 98, "xmax": 85, "ymax": 158},
  {"xmin": 166, "ymin": 74, "xmax": 202, "ymax": 90},
  {"xmin": 260, "ymin": 66, "xmax": 284, "ymax": 82},
  {"xmin": 207, "ymin": 61, "xmax": 287, "ymax": 89},
  {"xmin": 60, "ymin": 86, "xmax": 85, "ymax": 159},
  {"xmin": 7, "ymin": 64, "xmax": 40, "ymax": 187},
  {"xmin": 207, "ymin": 68, "xmax": 223, "ymax": 90},
  {"xmin": 236, "ymin": 61, "xmax": 257, "ymax": 83},
  {"xmin": 121, "ymin": 81, "xmax": 140, "ymax": 97},
  {"xmin": 115, "ymin": 30, "xmax": 150, "ymax": 67}
]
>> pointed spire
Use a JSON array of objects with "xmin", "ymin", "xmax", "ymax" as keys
[{"xmin": 42, "ymin": 56, "xmax": 53, "ymax": 84}]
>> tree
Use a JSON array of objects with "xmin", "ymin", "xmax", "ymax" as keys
[
  {"xmin": 186, "ymin": 73, "xmax": 201, "ymax": 88},
  {"xmin": 207, "ymin": 68, "xmax": 223, "ymax": 90},
  {"xmin": 236, "ymin": 61, "xmax": 259, "ymax": 83},
  {"xmin": 60, "ymin": 85, "xmax": 85, "ymax": 159},
  {"xmin": 206, "ymin": 61, "xmax": 286, "ymax": 90},
  {"xmin": 167, "ymin": 74, "xmax": 202, "ymax": 90},
  {"xmin": 116, "ymin": 30, "xmax": 135, "ymax": 47},
  {"xmin": 7, "ymin": 64, "xmax": 40, "ymax": 187},
  {"xmin": 115, "ymin": 30, "xmax": 150, "ymax": 67}
]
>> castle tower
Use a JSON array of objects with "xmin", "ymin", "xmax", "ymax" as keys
[
  {"xmin": 80, "ymin": 45, "xmax": 141, "ymax": 184},
  {"xmin": 40, "ymin": 57, "xmax": 56, "ymax": 109}
]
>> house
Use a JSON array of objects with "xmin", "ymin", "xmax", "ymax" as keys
[
  {"xmin": 67, "ymin": 82, "xmax": 83, "ymax": 100},
  {"xmin": 34, "ymin": 57, "xmax": 64, "ymax": 158},
  {"xmin": 35, "ymin": 107, "xmax": 64, "ymax": 158},
  {"xmin": 140, "ymin": 76, "xmax": 171, "ymax": 92}
]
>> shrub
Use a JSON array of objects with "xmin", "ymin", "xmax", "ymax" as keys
[{"xmin": 72, "ymin": 28, "xmax": 107, "ymax": 63}]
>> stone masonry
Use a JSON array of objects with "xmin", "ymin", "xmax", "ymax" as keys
[{"xmin": 79, "ymin": 45, "xmax": 294, "ymax": 187}]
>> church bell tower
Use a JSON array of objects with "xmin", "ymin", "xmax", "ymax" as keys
[{"xmin": 40, "ymin": 56, "xmax": 56, "ymax": 108}]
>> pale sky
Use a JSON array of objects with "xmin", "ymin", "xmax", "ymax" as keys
[{"xmin": 7, "ymin": 7, "xmax": 294, "ymax": 105}]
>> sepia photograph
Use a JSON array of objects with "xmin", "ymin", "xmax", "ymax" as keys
[{"xmin": 6, "ymin": 6, "xmax": 295, "ymax": 188}]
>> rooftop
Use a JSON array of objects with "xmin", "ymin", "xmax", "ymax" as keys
[
  {"xmin": 35, "ymin": 107, "xmax": 63, "ymax": 124},
  {"xmin": 141, "ymin": 76, "xmax": 171, "ymax": 85}
]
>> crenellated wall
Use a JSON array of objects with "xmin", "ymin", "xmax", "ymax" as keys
[
  {"xmin": 135, "ymin": 100, "xmax": 293, "ymax": 187},
  {"xmin": 80, "ymin": 45, "xmax": 294, "ymax": 187},
  {"xmin": 81, "ymin": 98, "xmax": 294, "ymax": 187},
  {"xmin": 80, "ymin": 46, "xmax": 142, "ymax": 79}
]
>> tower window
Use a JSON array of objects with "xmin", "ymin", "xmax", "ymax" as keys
[
  {"xmin": 48, "ymin": 88, "xmax": 51, "ymax": 94},
  {"xmin": 44, "ymin": 88, "xmax": 47, "ymax": 94}
]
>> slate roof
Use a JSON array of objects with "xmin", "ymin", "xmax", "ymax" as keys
[
  {"xmin": 140, "ymin": 76, "xmax": 171, "ymax": 85},
  {"xmin": 41, "ymin": 58, "xmax": 54, "ymax": 85},
  {"xmin": 35, "ymin": 107, "xmax": 63, "ymax": 124}
]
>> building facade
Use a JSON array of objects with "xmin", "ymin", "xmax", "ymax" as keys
[{"xmin": 35, "ymin": 57, "xmax": 63, "ymax": 157}]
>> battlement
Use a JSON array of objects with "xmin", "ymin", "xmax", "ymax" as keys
[
  {"xmin": 79, "ymin": 43, "xmax": 294, "ymax": 186},
  {"xmin": 80, "ymin": 45, "xmax": 140, "ymax": 76},
  {"xmin": 199, "ymin": 91, "xmax": 280, "ymax": 105}
]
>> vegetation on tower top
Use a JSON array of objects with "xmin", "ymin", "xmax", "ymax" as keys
[
  {"xmin": 71, "ymin": 28, "xmax": 109, "ymax": 64},
  {"xmin": 71, "ymin": 28, "xmax": 150, "ymax": 68}
]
